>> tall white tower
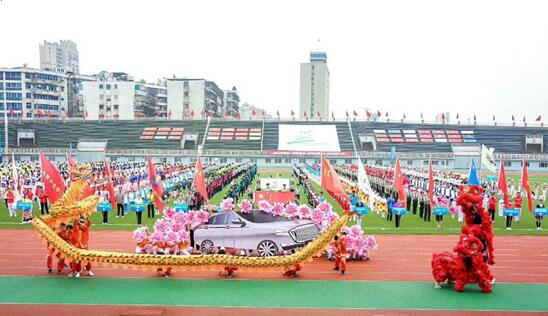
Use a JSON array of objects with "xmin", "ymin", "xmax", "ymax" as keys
[
  {"xmin": 39, "ymin": 40, "xmax": 80, "ymax": 74},
  {"xmin": 299, "ymin": 52, "xmax": 329, "ymax": 119}
]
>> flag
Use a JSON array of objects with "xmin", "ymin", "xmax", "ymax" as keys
[
  {"xmin": 262, "ymin": 110, "xmax": 266, "ymax": 117},
  {"xmin": 194, "ymin": 157, "xmax": 209, "ymax": 204},
  {"xmin": 11, "ymin": 154, "xmax": 20, "ymax": 202},
  {"xmin": 290, "ymin": 110, "xmax": 295, "ymax": 117},
  {"xmin": 321, "ymin": 157, "xmax": 350, "ymax": 210},
  {"xmin": 190, "ymin": 110, "xmax": 195, "ymax": 117},
  {"xmin": 345, "ymin": 111, "xmax": 349, "ymax": 117},
  {"xmin": 85, "ymin": 110, "xmax": 89, "ymax": 118},
  {"xmin": 254, "ymin": 191, "xmax": 295, "ymax": 204},
  {"xmin": 67, "ymin": 153, "xmax": 77, "ymax": 182},
  {"xmin": 441, "ymin": 113, "xmax": 445, "ymax": 121},
  {"xmin": 403, "ymin": 113, "xmax": 406, "ymax": 120},
  {"xmin": 148, "ymin": 157, "xmax": 164, "ymax": 212},
  {"xmin": 420, "ymin": 113, "xmax": 424, "ymax": 119},
  {"xmin": 428, "ymin": 160, "xmax": 434, "ymax": 211},
  {"xmin": 105, "ymin": 160, "xmax": 117, "ymax": 208},
  {"xmin": 331, "ymin": 111, "xmax": 335, "ymax": 120},
  {"xmin": 357, "ymin": 158, "xmax": 374, "ymax": 209},
  {"xmin": 304, "ymin": 111, "xmax": 308, "ymax": 117},
  {"xmin": 473, "ymin": 114, "xmax": 477, "ymax": 121},
  {"xmin": 468, "ymin": 160, "xmax": 481, "ymax": 186},
  {"xmin": 536, "ymin": 115, "xmax": 541, "ymax": 122},
  {"xmin": 366, "ymin": 110, "xmax": 371, "ymax": 118},
  {"xmin": 36, "ymin": 109, "xmax": 45, "ymax": 116},
  {"xmin": 456, "ymin": 113, "xmax": 459, "ymax": 120},
  {"xmin": 480, "ymin": 145, "xmax": 497, "ymax": 172},
  {"xmin": 40, "ymin": 152, "xmax": 66, "ymax": 204},
  {"xmin": 497, "ymin": 159, "xmax": 510, "ymax": 208},
  {"xmin": 492, "ymin": 115, "xmax": 496, "ymax": 121},
  {"xmin": 523, "ymin": 116, "xmax": 526, "ymax": 123},
  {"xmin": 317, "ymin": 110, "xmax": 321, "ymax": 118},
  {"xmin": 168, "ymin": 110, "xmax": 172, "ymax": 119},
  {"xmin": 393, "ymin": 159, "xmax": 406, "ymax": 207},
  {"xmin": 48, "ymin": 110, "xmax": 52, "ymax": 118},
  {"xmin": 252, "ymin": 109, "xmax": 256, "ymax": 117},
  {"xmin": 276, "ymin": 110, "xmax": 280, "ymax": 118},
  {"xmin": 511, "ymin": 115, "xmax": 515, "ymax": 121},
  {"xmin": 385, "ymin": 111, "xmax": 389, "ymax": 118},
  {"xmin": 521, "ymin": 159, "xmax": 534, "ymax": 213},
  {"xmin": 353, "ymin": 110, "xmax": 358, "ymax": 117},
  {"xmin": 377, "ymin": 110, "xmax": 382, "ymax": 117}
]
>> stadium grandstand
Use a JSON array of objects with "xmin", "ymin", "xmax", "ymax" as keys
[{"xmin": 2, "ymin": 118, "xmax": 547, "ymax": 171}]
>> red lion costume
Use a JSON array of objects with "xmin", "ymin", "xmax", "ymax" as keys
[{"xmin": 431, "ymin": 185, "xmax": 495, "ymax": 293}]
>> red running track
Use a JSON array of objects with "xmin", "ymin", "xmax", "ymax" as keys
[{"xmin": 0, "ymin": 230, "xmax": 547, "ymax": 283}]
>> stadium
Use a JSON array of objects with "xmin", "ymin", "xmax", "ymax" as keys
[{"xmin": 5, "ymin": 118, "xmax": 547, "ymax": 170}]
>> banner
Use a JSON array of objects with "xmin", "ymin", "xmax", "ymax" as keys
[
  {"xmin": 278, "ymin": 124, "xmax": 341, "ymax": 152},
  {"xmin": 266, "ymin": 150, "xmax": 352, "ymax": 157},
  {"xmin": 259, "ymin": 178, "xmax": 290, "ymax": 191},
  {"xmin": 254, "ymin": 191, "xmax": 295, "ymax": 204}
]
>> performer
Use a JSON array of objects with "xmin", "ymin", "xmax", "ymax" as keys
[
  {"xmin": 506, "ymin": 192, "xmax": 522, "ymax": 230},
  {"xmin": 217, "ymin": 248, "xmax": 238, "ymax": 277},
  {"xmin": 47, "ymin": 223, "xmax": 67, "ymax": 274},
  {"xmin": 487, "ymin": 194, "xmax": 497, "ymax": 222},
  {"xmin": 283, "ymin": 263, "xmax": 303, "ymax": 278},
  {"xmin": 536, "ymin": 199, "xmax": 545, "ymax": 230},
  {"xmin": 68, "ymin": 216, "xmax": 94, "ymax": 278},
  {"xmin": 333, "ymin": 234, "xmax": 347, "ymax": 275}
]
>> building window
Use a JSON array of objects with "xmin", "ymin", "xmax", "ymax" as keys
[
  {"xmin": 99, "ymin": 84, "xmax": 104, "ymax": 89},
  {"xmin": 504, "ymin": 161, "xmax": 511, "ymax": 167},
  {"xmin": 114, "ymin": 84, "xmax": 118, "ymax": 89},
  {"xmin": 407, "ymin": 160, "xmax": 413, "ymax": 165},
  {"xmin": 285, "ymin": 158, "xmax": 291, "ymax": 163},
  {"xmin": 299, "ymin": 158, "xmax": 306, "ymax": 163},
  {"xmin": 4, "ymin": 72, "xmax": 21, "ymax": 80},
  {"xmin": 275, "ymin": 158, "xmax": 282, "ymax": 163},
  {"xmin": 113, "ymin": 104, "xmax": 119, "ymax": 110},
  {"xmin": 99, "ymin": 104, "xmax": 104, "ymax": 110},
  {"xmin": 432, "ymin": 160, "xmax": 439, "ymax": 165},
  {"xmin": 540, "ymin": 162, "xmax": 548, "ymax": 168},
  {"xmin": 99, "ymin": 94, "xmax": 104, "ymax": 100},
  {"xmin": 106, "ymin": 84, "xmax": 111, "ymax": 90},
  {"xmin": 345, "ymin": 159, "xmax": 352, "ymax": 164},
  {"xmin": 265, "ymin": 158, "xmax": 272, "ymax": 163},
  {"xmin": 114, "ymin": 94, "xmax": 118, "ymax": 100}
]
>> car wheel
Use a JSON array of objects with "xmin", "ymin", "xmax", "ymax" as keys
[
  {"xmin": 200, "ymin": 240, "xmax": 214, "ymax": 254},
  {"xmin": 257, "ymin": 240, "xmax": 278, "ymax": 257}
]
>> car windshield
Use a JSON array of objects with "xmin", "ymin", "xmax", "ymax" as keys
[{"xmin": 239, "ymin": 211, "xmax": 293, "ymax": 223}]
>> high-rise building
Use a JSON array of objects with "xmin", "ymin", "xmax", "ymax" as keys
[
  {"xmin": 39, "ymin": 40, "xmax": 80, "ymax": 74},
  {"xmin": 299, "ymin": 51, "xmax": 329, "ymax": 120},
  {"xmin": 167, "ymin": 78, "xmax": 224, "ymax": 119},
  {"xmin": 224, "ymin": 87, "xmax": 240, "ymax": 118},
  {"xmin": 0, "ymin": 67, "xmax": 68, "ymax": 119}
]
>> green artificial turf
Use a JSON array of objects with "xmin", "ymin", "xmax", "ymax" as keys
[{"xmin": 0, "ymin": 276, "xmax": 546, "ymax": 312}]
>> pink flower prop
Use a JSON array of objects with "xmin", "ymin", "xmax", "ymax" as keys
[
  {"xmin": 178, "ymin": 230, "xmax": 190, "ymax": 243},
  {"xmin": 220, "ymin": 198, "xmax": 235, "ymax": 212},
  {"xmin": 150, "ymin": 231, "xmax": 164, "ymax": 245},
  {"xmin": 349, "ymin": 224, "xmax": 363, "ymax": 237},
  {"xmin": 284, "ymin": 203, "xmax": 298, "ymax": 217},
  {"xmin": 297, "ymin": 205, "xmax": 312, "ymax": 219},
  {"xmin": 132, "ymin": 226, "xmax": 148, "ymax": 243},
  {"xmin": 239, "ymin": 200, "xmax": 253, "ymax": 214},
  {"xmin": 311, "ymin": 209, "xmax": 324, "ymax": 224},
  {"xmin": 164, "ymin": 208, "xmax": 175, "ymax": 219},
  {"xmin": 171, "ymin": 222, "xmax": 183, "ymax": 233},
  {"xmin": 173, "ymin": 212, "xmax": 188, "ymax": 225},
  {"xmin": 153, "ymin": 219, "xmax": 168, "ymax": 234},
  {"xmin": 271, "ymin": 202, "xmax": 285, "ymax": 216},
  {"xmin": 326, "ymin": 212, "xmax": 339, "ymax": 225},
  {"xmin": 258, "ymin": 200, "xmax": 272, "ymax": 213},
  {"xmin": 318, "ymin": 200, "xmax": 332, "ymax": 214},
  {"xmin": 164, "ymin": 230, "xmax": 180, "ymax": 246}
]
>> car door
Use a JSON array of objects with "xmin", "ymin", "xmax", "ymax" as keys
[
  {"xmin": 201, "ymin": 213, "xmax": 228, "ymax": 248},
  {"xmin": 224, "ymin": 212, "xmax": 254, "ymax": 250}
]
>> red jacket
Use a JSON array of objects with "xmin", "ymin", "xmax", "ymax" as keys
[
  {"xmin": 488, "ymin": 196, "xmax": 497, "ymax": 210},
  {"xmin": 38, "ymin": 191, "xmax": 48, "ymax": 203},
  {"xmin": 514, "ymin": 196, "xmax": 523, "ymax": 208},
  {"xmin": 6, "ymin": 191, "xmax": 15, "ymax": 204}
]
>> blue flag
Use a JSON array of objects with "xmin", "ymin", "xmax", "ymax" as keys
[{"xmin": 468, "ymin": 160, "xmax": 481, "ymax": 185}]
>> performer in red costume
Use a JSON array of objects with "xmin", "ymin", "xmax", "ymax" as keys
[
  {"xmin": 68, "ymin": 216, "xmax": 94, "ymax": 278},
  {"xmin": 333, "ymin": 233, "xmax": 347, "ymax": 275},
  {"xmin": 283, "ymin": 263, "xmax": 303, "ymax": 278},
  {"xmin": 432, "ymin": 185, "xmax": 495, "ymax": 293},
  {"xmin": 47, "ymin": 223, "xmax": 68, "ymax": 274}
]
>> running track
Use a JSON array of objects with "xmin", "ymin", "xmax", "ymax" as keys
[{"xmin": 0, "ymin": 230, "xmax": 546, "ymax": 283}]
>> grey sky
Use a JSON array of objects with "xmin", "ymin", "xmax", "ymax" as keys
[{"xmin": 1, "ymin": 0, "xmax": 547, "ymax": 122}]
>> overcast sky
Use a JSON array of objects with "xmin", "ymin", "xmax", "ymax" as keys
[{"xmin": 1, "ymin": 0, "xmax": 547, "ymax": 122}]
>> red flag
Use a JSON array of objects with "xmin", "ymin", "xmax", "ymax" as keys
[
  {"xmin": 291, "ymin": 110, "xmax": 295, "ymax": 117},
  {"xmin": 48, "ymin": 110, "xmax": 52, "ymax": 118},
  {"xmin": 190, "ymin": 110, "xmax": 195, "ymax": 117},
  {"xmin": 40, "ymin": 152, "xmax": 66, "ymax": 204},
  {"xmin": 66, "ymin": 153, "xmax": 77, "ymax": 182},
  {"xmin": 156, "ymin": 110, "xmax": 161, "ymax": 118},
  {"xmin": 36, "ymin": 109, "xmax": 45, "ymax": 116},
  {"xmin": 428, "ymin": 160, "xmax": 434, "ymax": 211},
  {"xmin": 523, "ymin": 116, "xmax": 526, "ymax": 123},
  {"xmin": 252, "ymin": 109, "xmax": 257, "ymax": 117},
  {"xmin": 377, "ymin": 110, "xmax": 381, "ymax": 117},
  {"xmin": 194, "ymin": 157, "xmax": 209, "ymax": 204},
  {"xmin": 321, "ymin": 157, "xmax": 350, "ymax": 210},
  {"xmin": 8, "ymin": 109, "xmax": 16, "ymax": 116},
  {"xmin": 317, "ymin": 110, "xmax": 321, "ymax": 118},
  {"xmin": 304, "ymin": 111, "xmax": 308, "ymax": 117},
  {"xmin": 497, "ymin": 159, "xmax": 510, "ymax": 208},
  {"xmin": 168, "ymin": 110, "xmax": 172, "ymax": 119},
  {"xmin": 148, "ymin": 157, "xmax": 164, "ymax": 212},
  {"xmin": 521, "ymin": 159, "xmax": 534, "ymax": 213},
  {"xmin": 105, "ymin": 160, "xmax": 117, "ymax": 208},
  {"xmin": 85, "ymin": 110, "xmax": 89, "ymax": 118},
  {"xmin": 473, "ymin": 114, "xmax": 476, "ymax": 121},
  {"xmin": 456, "ymin": 113, "xmax": 459, "ymax": 119},
  {"xmin": 385, "ymin": 111, "xmax": 389, "ymax": 118},
  {"xmin": 345, "ymin": 111, "xmax": 349, "ymax": 117},
  {"xmin": 536, "ymin": 115, "xmax": 541, "ymax": 122},
  {"xmin": 262, "ymin": 110, "xmax": 266, "ymax": 117},
  {"xmin": 200, "ymin": 110, "xmax": 205, "ymax": 118},
  {"xmin": 511, "ymin": 115, "xmax": 515, "ymax": 121},
  {"xmin": 366, "ymin": 110, "xmax": 371, "ymax": 118},
  {"xmin": 353, "ymin": 110, "xmax": 358, "ymax": 117},
  {"xmin": 403, "ymin": 113, "xmax": 407, "ymax": 120},
  {"xmin": 393, "ymin": 159, "xmax": 406, "ymax": 207},
  {"xmin": 276, "ymin": 110, "xmax": 280, "ymax": 118},
  {"xmin": 441, "ymin": 113, "xmax": 444, "ymax": 121}
]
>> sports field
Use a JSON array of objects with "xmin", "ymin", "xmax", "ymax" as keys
[{"xmin": 1, "ymin": 168, "xmax": 547, "ymax": 315}]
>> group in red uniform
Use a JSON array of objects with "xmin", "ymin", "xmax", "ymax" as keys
[{"xmin": 46, "ymin": 216, "xmax": 94, "ymax": 278}]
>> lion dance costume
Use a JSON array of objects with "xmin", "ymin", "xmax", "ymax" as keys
[{"xmin": 431, "ymin": 185, "xmax": 495, "ymax": 293}]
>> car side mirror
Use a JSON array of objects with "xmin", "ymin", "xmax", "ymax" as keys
[{"xmin": 231, "ymin": 219, "xmax": 246, "ymax": 227}]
